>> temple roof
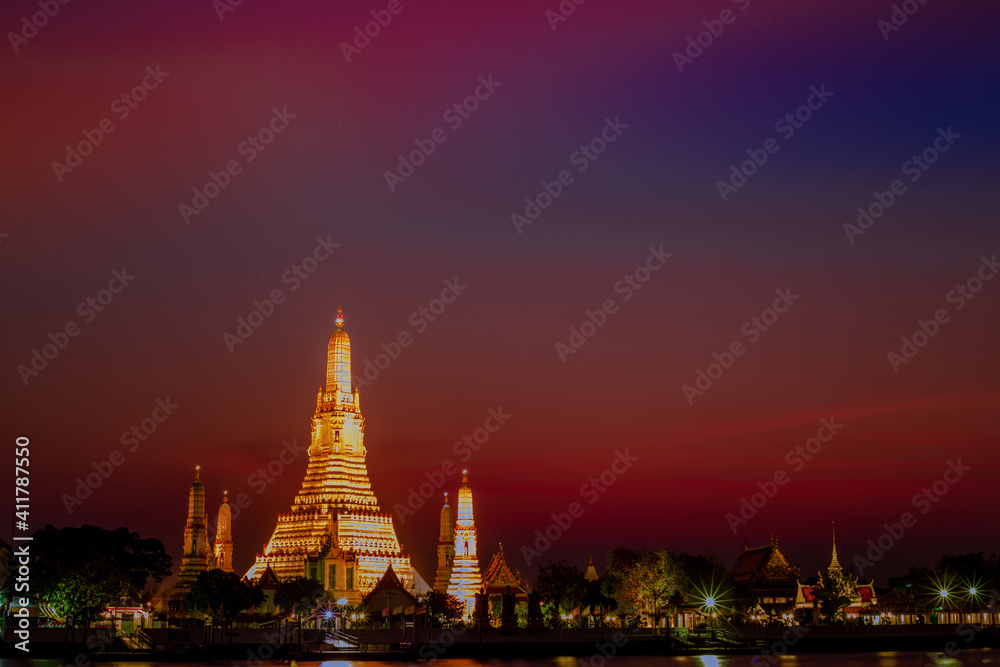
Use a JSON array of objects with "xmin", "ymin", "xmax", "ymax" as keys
[
  {"xmin": 361, "ymin": 564, "xmax": 417, "ymax": 611},
  {"xmin": 482, "ymin": 545, "xmax": 524, "ymax": 591},
  {"xmin": 732, "ymin": 539, "xmax": 799, "ymax": 584}
]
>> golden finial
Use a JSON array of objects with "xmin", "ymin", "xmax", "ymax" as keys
[{"xmin": 336, "ymin": 307, "xmax": 344, "ymax": 328}]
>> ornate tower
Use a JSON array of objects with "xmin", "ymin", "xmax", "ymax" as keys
[
  {"xmin": 174, "ymin": 466, "xmax": 214, "ymax": 598},
  {"xmin": 828, "ymin": 521, "xmax": 842, "ymax": 573},
  {"xmin": 246, "ymin": 310, "xmax": 412, "ymax": 600},
  {"xmin": 447, "ymin": 470, "xmax": 482, "ymax": 615},
  {"xmin": 434, "ymin": 493, "xmax": 455, "ymax": 591},
  {"xmin": 214, "ymin": 491, "xmax": 234, "ymax": 573}
]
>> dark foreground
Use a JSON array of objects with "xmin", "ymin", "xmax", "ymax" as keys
[{"xmin": 2, "ymin": 625, "xmax": 998, "ymax": 661}]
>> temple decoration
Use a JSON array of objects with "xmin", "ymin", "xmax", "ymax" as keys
[
  {"xmin": 246, "ymin": 310, "xmax": 413, "ymax": 601},
  {"xmin": 447, "ymin": 470, "xmax": 483, "ymax": 616},
  {"xmin": 172, "ymin": 466, "xmax": 216, "ymax": 601},
  {"xmin": 434, "ymin": 493, "xmax": 455, "ymax": 591},
  {"xmin": 214, "ymin": 491, "xmax": 234, "ymax": 573}
]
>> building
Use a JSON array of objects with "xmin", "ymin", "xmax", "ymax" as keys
[
  {"xmin": 214, "ymin": 491, "xmax": 234, "ymax": 573},
  {"xmin": 796, "ymin": 524, "xmax": 877, "ymax": 620},
  {"xmin": 172, "ymin": 466, "xmax": 216, "ymax": 602},
  {"xmin": 246, "ymin": 310, "xmax": 413, "ymax": 602},
  {"xmin": 447, "ymin": 470, "xmax": 483, "ymax": 616},
  {"xmin": 434, "ymin": 493, "xmax": 455, "ymax": 591},
  {"xmin": 169, "ymin": 468, "xmax": 235, "ymax": 606},
  {"xmin": 731, "ymin": 535, "xmax": 800, "ymax": 618}
]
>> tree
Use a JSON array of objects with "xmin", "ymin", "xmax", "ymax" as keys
[
  {"xmin": 274, "ymin": 576, "xmax": 323, "ymax": 622},
  {"xmin": 813, "ymin": 568, "xmax": 855, "ymax": 622},
  {"xmin": 32, "ymin": 525, "xmax": 171, "ymax": 629},
  {"xmin": 671, "ymin": 552, "xmax": 755, "ymax": 622},
  {"xmin": 421, "ymin": 590, "xmax": 464, "ymax": 628},
  {"xmin": 184, "ymin": 569, "xmax": 264, "ymax": 630},
  {"xmin": 602, "ymin": 548, "xmax": 678, "ymax": 627},
  {"xmin": 533, "ymin": 559, "xmax": 586, "ymax": 625}
]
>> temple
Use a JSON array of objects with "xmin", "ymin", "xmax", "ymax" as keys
[
  {"xmin": 434, "ymin": 493, "xmax": 455, "ymax": 591},
  {"xmin": 173, "ymin": 466, "xmax": 214, "ymax": 600},
  {"xmin": 214, "ymin": 491, "xmax": 234, "ymax": 573},
  {"xmin": 171, "ymin": 468, "xmax": 234, "ymax": 603},
  {"xmin": 446, "ymin": 470, "xmax": 483, "ymax": 615},
  {"xmin": 245, "ymin": 310, "xmax": 413, "ymax": 601}
]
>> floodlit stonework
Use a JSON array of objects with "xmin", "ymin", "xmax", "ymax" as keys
[
  {"xmin": 246, "ymin": 310, "xmax": 413, "ymax": 601},
  {"xmin": 447, "ymin": 470, "xmax": 483, "ymax": 615}
]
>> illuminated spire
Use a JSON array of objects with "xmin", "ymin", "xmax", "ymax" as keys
[
  {"xmin": 829, "ymin": 521, "xmax": 842, "ymax": 572},
  {"xmin": 215, "ymin": 491, "xmax": 234, "ymax": 573},
  {"xmin": 456, "ymin": 470, "xmax": 474, "ymax": 529},
  {"xmin": 326, "ymin": 308, "xmax": 352, "ymax": 394},
  {"xmin": 448, "ymin": 469, "xmax": 482, "ymax": 617},
  {"xmin": 434, "ymin": 492, "xmax": 455, "ymax": 591}
]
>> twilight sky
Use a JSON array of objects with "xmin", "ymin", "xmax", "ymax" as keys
[{"xmin": 2, "ymin": 0, "xmax": 999, "ymax": 588}]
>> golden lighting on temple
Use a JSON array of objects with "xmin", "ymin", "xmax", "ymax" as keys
[{"xmin": 246, "ymin": 310, "xmax": 413, "ymax": 601}]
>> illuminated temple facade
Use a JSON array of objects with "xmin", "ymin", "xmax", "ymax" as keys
[
  {"xmin": 171, "ymin": 467, "xmax": 232, "ymax": 603},
  {"xmin": 446, "ymin": 471, "xmax": 483, "ymax": 615},
  {"xmin": 246, "ymin": 310, "xmax": 413, "ymax": 601}
]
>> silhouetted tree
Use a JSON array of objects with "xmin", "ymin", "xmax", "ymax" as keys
[{"xmin": 32, "ymin": 524, "xmax": 171, "ymax": 630}]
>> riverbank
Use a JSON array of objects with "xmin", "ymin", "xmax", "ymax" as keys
[{"xmin": 3, "ymin": 625, "xmax": 997, "ymax": 660}]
